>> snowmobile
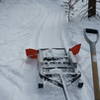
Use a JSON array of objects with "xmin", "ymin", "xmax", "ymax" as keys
[{"xmin": 25, "ymin": 44, "xmax": 84, "ymax": 100}]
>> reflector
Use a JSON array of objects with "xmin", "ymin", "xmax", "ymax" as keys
[
  {"xmin": 26, "ymin": 48, "xmax": 39, "ymax": 59},
  {"xmin": 69, "ymin": 44, "xmax": 81, "ymax": 55}
]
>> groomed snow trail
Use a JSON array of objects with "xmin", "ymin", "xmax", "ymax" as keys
[{"xmin": 0, "ymin": 0, "xmax": 68, "ymax": 100}]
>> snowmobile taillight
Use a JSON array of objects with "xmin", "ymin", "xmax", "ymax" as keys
[{"xmin": 25, "ymin": 48, "xmax": 39, "ymax": 59}]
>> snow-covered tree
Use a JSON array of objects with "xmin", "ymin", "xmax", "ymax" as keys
[{"xmin": 88, "ymin": 0, "xmax": 96, "ymax": 17}]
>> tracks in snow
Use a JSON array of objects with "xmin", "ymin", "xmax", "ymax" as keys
[{"xmin": 36, "ymin": 9, "xmax": 66, "ymax": 49}]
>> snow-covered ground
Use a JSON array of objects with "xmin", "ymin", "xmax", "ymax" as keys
[{"xmin": 0, "ymin": 0, "xmax": 100, "ymax": 100}]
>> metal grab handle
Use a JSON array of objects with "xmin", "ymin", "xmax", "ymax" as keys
[{"xmin": 84, "ymin": 28, "xmax": 99, "ymax": 44}]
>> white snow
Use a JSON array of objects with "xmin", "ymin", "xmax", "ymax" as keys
[{"xmin": 0, "ymin": 0, "xmax": 100, "ymax": 100}]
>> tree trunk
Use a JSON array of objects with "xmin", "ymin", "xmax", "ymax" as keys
[{"xmin": 88, "ymin": 0, "xmax": 96, "ymax": 17}]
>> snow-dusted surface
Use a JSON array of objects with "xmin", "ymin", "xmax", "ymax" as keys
[{"xmin": 0, "ymin": 0, "xmax": 100, "ymax": 100}]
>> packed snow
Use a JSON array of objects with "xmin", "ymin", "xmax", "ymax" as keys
[{"xmin": 0, "ymin": 0, "xmax": 100, "ymax": 100}]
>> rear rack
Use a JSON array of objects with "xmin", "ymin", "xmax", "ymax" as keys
[{"xmin": 37, "ymin": 48, "xmax": 83, "ymax": 100}]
